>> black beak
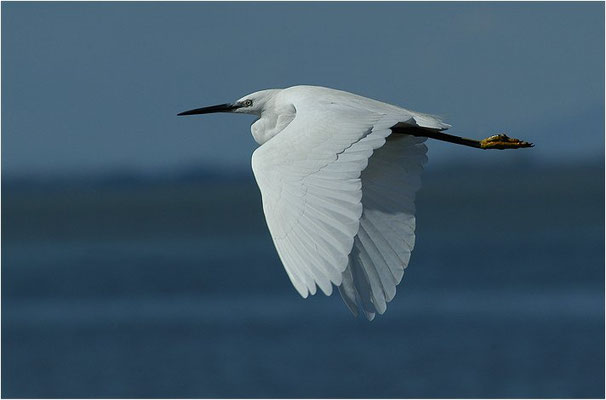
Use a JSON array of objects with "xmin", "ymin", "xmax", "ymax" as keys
[{"xmin": 177, "ymin": 103, "xmax": 239, "ymax": 116}]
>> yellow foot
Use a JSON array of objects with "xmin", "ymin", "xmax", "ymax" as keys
[{"xmin": 480, "ymin": 134, "xmax": 534, "ymax": 150}]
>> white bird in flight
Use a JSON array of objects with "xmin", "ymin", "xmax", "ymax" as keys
[{"xmin": 178, "ymin": 85, "xmax": 532, "ymax": 320}]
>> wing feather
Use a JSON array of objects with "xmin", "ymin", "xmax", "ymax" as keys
[
  {"xmin": 338, "ymin": 135, "xmax": 428, "ymax": 319},
  {"xmin": 252, "ymin": 89, "xmax": 435, "ymax": 316},
  {"xmin": 252, "ymin": 101, "xmax": 403, "ymax": 297}
]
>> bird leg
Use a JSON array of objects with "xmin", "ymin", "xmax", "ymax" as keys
[{"xmin": 390, "ymin": 125, "xmax": 533, "ymax": 150}]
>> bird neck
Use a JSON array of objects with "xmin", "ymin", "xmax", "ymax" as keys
[{"xmin": 251, "ymin": 105, "xmax": 296, "ymax": 145}]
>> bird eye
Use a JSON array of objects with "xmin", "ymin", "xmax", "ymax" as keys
[{"xmin": 244, "ymin": 99, "xmax": 253, "ymax": 107}]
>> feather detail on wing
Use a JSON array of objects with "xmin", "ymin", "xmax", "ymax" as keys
[
  {"xmin": 251, "ymin": 90, "xmax": 436, "ymax": 317},
  {"xmin": 338, "ymin": 135, "xmax": 427, "ymax": 320},
  {"xmin": 252, "ymin": 100, "xmax": 408, "ymax": 298}
]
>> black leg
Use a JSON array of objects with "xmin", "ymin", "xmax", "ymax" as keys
[{"xmin": 390, "ymin": 124, "xmax": 533, "ymax": 150}]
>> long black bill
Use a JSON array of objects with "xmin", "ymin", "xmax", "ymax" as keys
[{"xmin": 177, "ymin": 103, "xmax": 238, "ymax": 116}]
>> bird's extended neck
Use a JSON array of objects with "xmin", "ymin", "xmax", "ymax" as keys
[{"xmin": 251, "ymin": 103, "xmax": 296, "ymax": 145}]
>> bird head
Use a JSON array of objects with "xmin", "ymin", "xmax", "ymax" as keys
[{"xmin": 178, "ymin": 89, "xmax": 280, "ymax": 117}]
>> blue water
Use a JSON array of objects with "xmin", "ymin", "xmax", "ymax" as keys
[{"xmin": 2, "ymin": 165, "xmax": 604, "ymax": 397}]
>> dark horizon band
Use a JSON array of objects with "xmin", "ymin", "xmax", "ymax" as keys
[{"xmin": 177, "ymin": 103, "xmax": 239, "ymax": 116}]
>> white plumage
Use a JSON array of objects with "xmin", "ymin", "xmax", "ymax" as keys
[{"xmin": 180, "ymin": 85, "xmax": 451, "ymax": 319}]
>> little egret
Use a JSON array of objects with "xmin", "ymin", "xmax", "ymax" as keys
[{"xmin": 178, "ymin": 85, "xmax": 532, "ymax": 320}]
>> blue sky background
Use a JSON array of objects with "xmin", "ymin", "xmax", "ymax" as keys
[{"xmin": 2, "ymin": 2, "xmax": 604, "ymax": 177}]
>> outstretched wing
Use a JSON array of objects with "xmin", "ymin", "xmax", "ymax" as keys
[
  {"xmin": 252, "ymin": 101, "xmax": 398, "ymax": 297},
  {"xmin": 252, "ymin": 95, "xmax": 442, "ymax": 310},
  {"xmin": 338, "ymin": 135, "xmax": 428, "ymax": 320}
]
